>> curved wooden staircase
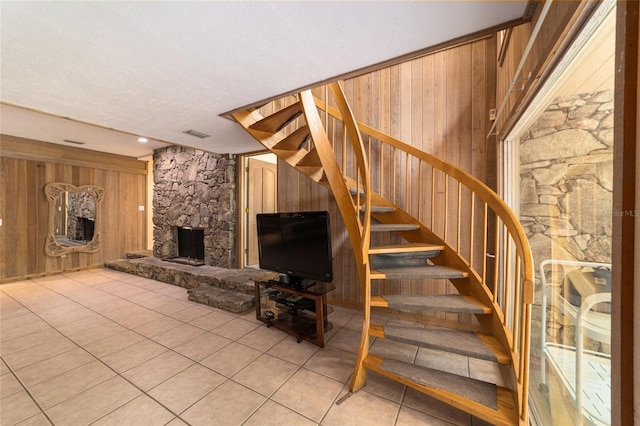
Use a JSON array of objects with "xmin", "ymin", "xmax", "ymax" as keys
[{"xmin": 233, "ymin": 81, "xmax": 534, "ymax": 425}]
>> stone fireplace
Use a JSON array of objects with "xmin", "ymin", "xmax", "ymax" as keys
[{"xmin": 153, "ymin": 146, "xmax": 237, "ymax": 268}]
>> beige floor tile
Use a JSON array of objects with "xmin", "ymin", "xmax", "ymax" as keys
[
  {"xmin": 121, "ymin": 350, "xmax": 194, "ymax": 391},
  {"xmin": 0, "ymin": 390, "xmax": 41, "ymax": 425},
  {"xmin": 14, "ymin": 347, "xmax": 96, "ymax": 388},
  {"xmin": 0, "ymin": 358, "xmax": 9, "ymax": 375},
  {"xmin": 326, "ymin": 327, "xmax": 361, "ymax": 354},
  {"xmin": 35, "ymin": 304, "xmax": 96, "ymax": 327},
  {"xmin": 14, "ymin": 412, "xmax": 51, "ymax": 426},
  {"xmin": 211, "ymin": 317, "xmax": 259, "ymax": 340},
  {"xmin": 109, "ymin": 307, "xmax": 164, "ymax": 328},
  {"xmin": 2, "ymin": 336, "xmax": 78, "ymax": 371},
  {"xmin": 56, "ymin": 313, "xmax": 114, "ymax": 337},
  {"xmin": 0, "ymin": 372, "xmax": 24, "ymax": 398},
  {"xmin": 304, "ymin": 346, "xmax": 355, "ymax": 383},
  {"xmin": 131, "ymin": 316, "xmax": 182, "ymax": 338},
  {"xmin": 322, "ymin": 387, "xmax": 400, "ymax": 426},
  {"xmin": 200, "ymin": 342, "xmax": 262, "ymax": 377},
  {"xmin": 359, "ymin": 370, "xmax": 406, "ymax": 403},
  {"xmin": 166, "ymin": 418, "xmax": 189, "ymax": 426},
  {"xmin": 83, "ymin": 329, "xmax": 146, "ymax": 358},
  {"xmin": 396, "ymin": 405, "xmax": 457, "ymax": 426},
  {"xmin": 272, "ymin": 368, "xmax": 343, "ymax": 422},
  {"xmin": 45, "ymin": 376, "xmax": 140, "ymax": 425},
  {"xmin": 152, "ymin": 323, "xmax": 205, "ymax": 348},
  {"xmin": 0, "ymin": 299, "xmax": 32, "ymax": 321},
  {"xmin": 402, "ymin": 389, "xmax": 471, "ymax": 426},
  {"xmin": 237, "ymin": 324, "xmax": 288, "ymax": 352},
  {"xmin": 147, "ymin": 364, "xmax": 225, "ymax": 414},
  {"xmin": 267, "ymin": 335, "xmax": 320, "ymax": 365},
  {"xmin": 243, "ymin": 400, "xmax": 317, "ymax": 426},
  {"xmin": 66, "ymin": 321, "xmax": 127, "ymax": 347},
  {"xmin": 327, "ymin": 307, "xmax": 358, "ymax": 329},
  {"xmin": 101, "ymin": 339, "xmax": 167, "ymax": 373},
  {"xmin": 92, "ymin": 394, "xmax": 176, "ymax": 426},
  {"xmin": 172, "ymin": 331, "xmax": 232, "ymax": 361},
  {"xmin": 233, "ymin": 353, "xmax": 299, "ymax": 397},
  {"xmin": 152, "ymin": 299, "xmax": 195, "ymax": 316},
  {"xmin": 188, "ymin": 310, "xmax": 235, "ymax": 331},
  {"xmin": 168, "ymin": 304, "xmax": 212, "ymax": 322},
  {"xmin": 0, "ymin": 328, "xmax": 62, "ymax": 356},
  {"xmin": 0, "ymin": 314, "xmax": 52, "ymax": 342},
  {"xmin": 181, "ymin": 380, "xmax": 266, "ymax": 425},
  {"xmin": 29, "ymin": 360, "xmax": 116, "ymax": 409}
]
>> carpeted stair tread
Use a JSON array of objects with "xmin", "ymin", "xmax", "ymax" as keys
[
  {"xmin": 373, "ymin": 357, "xmax": 498, "ymax": 410},
  {"xmin": 371, "ymin": 223, "xmax": 420, "ymax": 232},
  {"xmin": 375, "ymin": 294, "xmax": 490, "ymax": 314},
  {"xmin": 382, "ymin": 325, "xmax": 499, "ymax": 362},
  {"xmin": 371, "ymin": 264, "xmax": 467, "ymax": 280},
  {"xmin": 369, "ymin": 206, "xmax": 396, "ymax": 214}
]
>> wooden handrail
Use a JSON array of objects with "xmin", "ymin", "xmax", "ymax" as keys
[{"xmin": 311, "ymin": 91, "xmax": 533, "ymax": 423}]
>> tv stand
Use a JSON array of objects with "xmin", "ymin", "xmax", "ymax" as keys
[{"xmin": 254, "ymin": 280, "xmax": 335, "ymax": 347}]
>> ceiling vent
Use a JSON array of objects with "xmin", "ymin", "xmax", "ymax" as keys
[
  {"xmin": 63, "ymin": 139, "xmax": 86, "ymax": 145},
  {"xmin": 182, "ymin": 129, "xmax": 210, "ymax": 139}
]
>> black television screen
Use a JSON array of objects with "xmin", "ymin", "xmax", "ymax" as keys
[{"xmin": 256, "ymin": 211, "xmax": 333, "ymax": 286}]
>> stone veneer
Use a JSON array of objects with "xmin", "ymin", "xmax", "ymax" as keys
[
  {"xmin": 520, "ymin": 89, "xmax": 613, "ymax": 265},
  {"xmin": 153, "ymin": 146, "xmax": 237, "ymax": 268},
  {"xmin": 520, "ymin": 89, "xmax": 613, "ymax": 353}
]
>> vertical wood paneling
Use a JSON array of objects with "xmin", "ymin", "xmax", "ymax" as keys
[
  {"xmin": 279, "ymin": 38, "xmax": 497, "ymax": 305},
  {"xmin": 1, "ymin": 139, "xmax": 148, "ymax": 281}
]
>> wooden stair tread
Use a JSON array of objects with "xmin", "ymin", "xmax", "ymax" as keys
[
  {"xmin": 273, "ymin": 126, "xmax": 310, "ymax": 151},
  {"xmin": 363, "ymin": 354, "xmax": 518, "ymax": 426},
  {"xmin": 371, "ymin": 223, "xmax": 419, "ymax": 232},
  {"xmin": 371, "ymin": 264, "xmax": 468, "ymax": 280},
  {"xmin": 249, "ymin": 102, "xmax": 302, "ymax": 133},
  {"xmin": 371, "ymin": 294, "xmax": 491, "ymax": 314},
  {"xmin": 371, "ymin": 324, "xmax": 509, "ymax": 363},
  {"xmin": 369, "ymin": 243, "xmax": 444, "ymax": 255},
  {"xmin": 296, "ymin": 147, "xmax": 322, "ymax": 168}
]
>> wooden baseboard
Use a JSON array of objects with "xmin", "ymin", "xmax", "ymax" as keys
[{"xmin": 0, "ymin": 264, "xmax": 104, "ymax": 284}]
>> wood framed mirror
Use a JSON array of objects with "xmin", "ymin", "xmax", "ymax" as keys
[{"xmin": 44, "ymin": 182, "xmax": 105, "ymax": 256}]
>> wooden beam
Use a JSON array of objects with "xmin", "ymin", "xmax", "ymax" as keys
[{"xmin": 612, "ymin": 1, "xmax": 638, "ymax": 425}]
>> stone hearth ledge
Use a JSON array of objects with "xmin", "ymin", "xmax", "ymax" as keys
[{"xmin": 105, "ymin": 256, "xmax": 277, "ymax": 313}]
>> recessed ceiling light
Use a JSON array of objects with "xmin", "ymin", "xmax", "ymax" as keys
[{"xmin": 137, "ymin": 137, "xmax": 148, "ymax": 143}]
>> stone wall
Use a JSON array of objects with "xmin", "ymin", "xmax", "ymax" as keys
[
  {"xmin": 153, "ymin": 146, "xmax": 237, "ymax": 268},
  {"xmin": 520, "ymin": 89, "xmax": 613, "ymax": 265},
  {"xmin": 520, "ymin": 89, "xmax": 613, "ymax": 353}
]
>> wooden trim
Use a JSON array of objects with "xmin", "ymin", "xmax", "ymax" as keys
[
  {"xmin": 497, "ymin": 0, "xmax": 599, "ymax": 138},
  {"xmin": 0, "ymin": 134, "xmax": 148, "ymax": 175},
  {"xmin": 0, "ymin": 264, "xmax": 103, "ymax": 284},
  {"xmin": 612, "ymin": 2, "xmax": 639, "ymax": 425}
]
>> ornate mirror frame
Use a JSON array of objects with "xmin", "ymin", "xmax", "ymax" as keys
[{"xmin": 44, "ymin": 182, "xmax": 105, "ymax": 256}]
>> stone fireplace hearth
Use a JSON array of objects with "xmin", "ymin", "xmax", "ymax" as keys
[{"xmin": 153, "ymin": 146, "xmax": 237, "ymax": 268}]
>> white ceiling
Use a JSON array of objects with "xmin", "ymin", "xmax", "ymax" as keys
[{"xmin": 1, "ymin": 1, "xmax": 531, "ymax": 158}]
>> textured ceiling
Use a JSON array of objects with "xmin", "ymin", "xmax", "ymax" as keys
[{"xmin": 1, "ymin": 1, "xmax": 530, "ymax": 157}]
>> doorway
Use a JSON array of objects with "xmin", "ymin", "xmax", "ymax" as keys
[{"xmin": 240, "ymin": 153, "xmax": 278, "ymax": 267}]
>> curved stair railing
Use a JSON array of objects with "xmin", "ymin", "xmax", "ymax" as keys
[{"xmin": 232, "ymin": 81, "xmax": 534, "ymax": 425}]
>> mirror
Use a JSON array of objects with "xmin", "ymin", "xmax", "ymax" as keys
[{"xmin": 44, "ymin": 182, "xmax": 104, "ymax": 256}]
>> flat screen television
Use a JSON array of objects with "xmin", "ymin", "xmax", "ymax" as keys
[{"xmin": 256, "ymin": 211, "xmax": 333, "ymax": 287}]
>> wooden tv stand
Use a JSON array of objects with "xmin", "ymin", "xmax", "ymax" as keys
[{"xmin": 254, "ymin": 280, "xmax": 334, "ymax": 347}]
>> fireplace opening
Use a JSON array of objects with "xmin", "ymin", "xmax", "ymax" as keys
[{"xmin": 173, "ymin": 227, "xmax": 205, "ymax": 266}]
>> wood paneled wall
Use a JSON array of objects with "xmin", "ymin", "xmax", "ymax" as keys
[
  {"xmin": 277, "ymin": 37, "xmax": 498, "ymax": 305},
  {"xmin": 494, "ymin": 1, "xmax": 590, "ymax": 136},
  {"xmin": 0, "ymin": 135, "xmax": 148, "ymax": 281}
]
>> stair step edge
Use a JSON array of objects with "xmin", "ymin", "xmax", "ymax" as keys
[
  {"xmin": 362, "ymin": 355, "xmax": 518, "ymax": 425},
  {"xmin": 377, "ymin": 324, "xmax": 506, "ymax": 363},
  {"xmin": 371, "ymin": 265, "xmax": 468, "ymax": 280},
  {"xmin": 371, "ymin": 224, "xmax": 420, "ymax": 232},
  {"xmin": 371, "ymin": 294, "xmax": 492, "ymax": 314},
  {"xmin": 369, "ymin": 243, "xmax": 444, "ymax": 255}
]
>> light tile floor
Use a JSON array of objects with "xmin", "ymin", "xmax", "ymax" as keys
[{"xmin": 1, "ymin": 268, "xmax": 487, "ymax": 425}]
